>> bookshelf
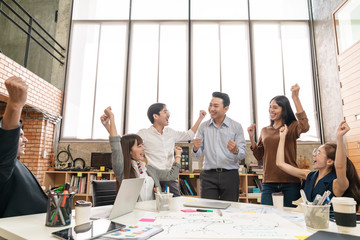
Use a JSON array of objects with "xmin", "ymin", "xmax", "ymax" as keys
[
  {"xmin": 43, "ymin": 171, "xmax": 116, "ymax": 208},
  {"xmin": 239, "ymin": 174, "xmax": 263, "ymax": 204},
  {"xmin": 178, "ymin": 172, "xmax": 201, "ymax": 197}
]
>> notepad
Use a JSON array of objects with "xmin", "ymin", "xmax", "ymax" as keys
[
  {"xmin": 103, "ymin": 225, "xmax": 163, "ymax": 240},
  {"xmin": 304, "ymin": 230, "xmax": 360, "ymax": 240}
]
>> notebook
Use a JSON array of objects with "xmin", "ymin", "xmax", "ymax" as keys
[
  {"xmin": 183, "ymin": 200, "xmax": 231, "ymax": 209},
  {"xmin": 91, "ymin": 178, "xmax": 145, "ymax": 220}
]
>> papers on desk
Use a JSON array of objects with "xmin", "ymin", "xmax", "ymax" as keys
[{"xmin": 131, "ymin": 205, "xmax": 311, "ymax": 239}]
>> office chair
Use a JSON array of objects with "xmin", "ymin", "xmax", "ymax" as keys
[{"xmin": 92, "ymin": 180, "xmax": 117, "ymax": 207}]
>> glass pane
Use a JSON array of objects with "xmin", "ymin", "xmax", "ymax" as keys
[
  {"xmin": 73, "ymin": 0, "xmax": 129, "ymax": 20},
  {"xmin": 127, "ymin": 24, "xmax": 159, "ymax": 133},
  {"xmin": 92, "ymin": 23, "xmax": 128, "ymax": 139},
  {"xmin": 158, "ymin": 24, "xmax": 187, "ymax": 130},
  {"xmin": 334, "ymin": 0, "xmax": 360, "ymax": 53},
  {"xmin": 220, "ymin": 23, "xmax": 251, "ymax": 138},
  {"xmin": 281, "ymin": 22, "xmax": 318, "ymax": 141},
  {"xmin": 191, "ymin": 0, "xmax": 248, "ymax": 20},
  {"xmin": 62, "ymin": 24, "xmax": 100, "ymax": 139},
  {"xmin": 132, "ymin": 0, "xmax": 188, "ymax": 20},
  {"xmin": 250, "ymin": 0, "xmax": 309, "ymax": 20},
  {"xmin": 253, "ymin": 23, "xmax": 284, "ymax": 134},
  {"xmin": 192, "ymin": 23, "xmax": 220, "ymax": 124}
]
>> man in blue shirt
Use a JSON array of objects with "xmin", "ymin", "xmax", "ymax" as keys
[{"xmin": 192, "ymin": 92, "xmax": 246, "ymax": 201}]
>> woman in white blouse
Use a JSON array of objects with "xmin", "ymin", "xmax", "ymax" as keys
[{"xmin": 100, "ymin": 106, "xmax": 182, "ymax": 201}]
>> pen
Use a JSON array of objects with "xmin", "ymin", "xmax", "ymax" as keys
[
  {"xmin": 196, "ymin": 209, "xmax": 213, "ymax": 212},
  {"xmin": 153, "ymin": 187, "xmax": 157, "ymax": 193}
]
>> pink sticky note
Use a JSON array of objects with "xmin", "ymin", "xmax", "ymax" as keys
[
  {"xmin": 139, "ymin": 218, "xmax": 156, "ymax": 222},
  {"xmin": 181, "ymin": 209, "xmax": 197, "ymax": 213}
]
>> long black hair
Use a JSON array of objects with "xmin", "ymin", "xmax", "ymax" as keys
[
  {"xmin": 270, "ymin": 95, "xmax": 297, "ymax": 126},
  {"xmin": 324, "ymin": 142, "xmax": 360, "ymax": 211}
]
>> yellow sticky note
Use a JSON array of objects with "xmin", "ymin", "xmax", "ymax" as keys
[
  {"xmin": 294, "ymin": 236, "xmax": 310, "ymax": 240},
  {"xmin": 242, "ymin": 211, "xmax": 256, "ymax": 213},
  {"xmin": 189, "ymin": 174, "xmax": 194, "ymax": 178},
  {"xmin": 100, "ymin": 166, "xmax": 105, "ymax": 171},
  {"xmin": 258, "ymin": 175, "xmax": 263, "ymax": 179},
  {"xmin": 257, "ymin": 197, "xmax": 261, "ymax": 203},
  {"xmin": 77, "ymin": 172, "xmax": 82, "ymax": 177},
  {"xmin": 97, "ymin": 172, "xmax": 102, "ymax": 177}
]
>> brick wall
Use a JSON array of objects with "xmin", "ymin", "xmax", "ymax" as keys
[{"xmin": 0, "ymin": 53, "xmax": 63, "ymax": 185}]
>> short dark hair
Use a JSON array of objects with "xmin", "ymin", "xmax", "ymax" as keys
[
  {"xmin": 212, "ymin": 92, "xmax": 230, "ymax": 107},
  {"xmin": 147, "ymin": 103, "xmax": 166, "ymax": 124},
  {"xmin": 269, "ymin": 95, "xmax": 296, "ymax": 126}
]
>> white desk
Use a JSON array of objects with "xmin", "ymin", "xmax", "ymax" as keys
[{"xmin": 0, "ymin": 197, "xmax": 359, "ymax": 240}]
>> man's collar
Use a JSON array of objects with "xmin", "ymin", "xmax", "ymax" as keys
[{"xmin": 209, "ymin": 115, "xmax": 229, "ymax": 127}]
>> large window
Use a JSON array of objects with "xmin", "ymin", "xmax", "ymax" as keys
[{"xmin": 62, "ymin": 0, "xmax": 319, "ymax": 142}]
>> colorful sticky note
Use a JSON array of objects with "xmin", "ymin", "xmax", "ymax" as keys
[
  {"xmin": 257, "ymin": 197, "xmax": 261, "ymax": 203},
  {"xmin": 294, "ymin": 236, "xmax": 310, "ymax": 240},
  {"xmin": 258, "ymin": 175, "xmax": 263, "ymax": 179},
  {"xmin": 77, "ymin": 172, "xmax": 82, "ymax": 177},
  {"xmin": 181, "ymin": 209, "xmax": 197, "ymax": 213},
  {"xmin": 139, "ymin": 218, "xmax": 156, "ymax": 222},
  {"xmin": 97, "ymin": 172, "xmax": 102, "ymax": 177},
  {"xmin": 189, "ymin": 174, "xmax": 194, "ymax": 178},
  {"xmin": 242, "ymin": 211, "xmax": 256, "ymax": 213},
  {"xmin": 100, "ymin": 166, "xmax": 105, "ymax": 171}
]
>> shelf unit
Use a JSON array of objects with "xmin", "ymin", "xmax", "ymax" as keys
[
  {"xmin": 239, "ymin": 174, "xmax": 263, "ymax": 204},
  {"xmin": 178, "ymin": 172, "xmax": 201, "ymax": 198},
  {"xmin": 43, "ymin": 171, "xmax": 116, "ymax": 208}
]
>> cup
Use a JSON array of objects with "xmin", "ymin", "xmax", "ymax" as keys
[
  {"xmin": 75, "ymin": 200, "xmax": 92, "ymax": 226},
  {"xmin": 331, "ymin": 197, "xmax": 357, "ymax": 234},
  {"xmin": 45, "ymin": 192, "xmax": 74, "ymax": 227},
  {"xmin": 272, "ymin": 192, "xmax": 284, "ymax": 209},
  {"xmin": 301, "ymin": 203, "xmax": 330, "ymax": 229},
  {"xmin": 155, "ymin": 193, "xmax": 173, "ymax": 211}
]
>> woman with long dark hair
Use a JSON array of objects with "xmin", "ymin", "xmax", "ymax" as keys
[
  {"xmin": 276, "ymin": 121, "xmax": 360, "ymax": 210},
  {"xmin": 100, "ymin": 106, "xmax": 182, "ymax": 201},
  {"xmin": 248, "ymin": 84, "xmax": 310, "ymax": 207}
]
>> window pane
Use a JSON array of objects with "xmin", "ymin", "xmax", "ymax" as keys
[
  {"xmin": 191, "ymin": 0, "xmax": 248, "ymax": 20},
  {"xmin": 73, "ymin": 0, "xmax": 129, "ymax": 20},
  {"xmin": 127, "ymin": 24, "xmax": 159, "ymax": 133},
  {"xmin": 132, "ymin": 0, "xmax": 188, "ymax": 20},
  {"xmin": 158, "ymin": 24, "xmax": 187, "ymax": 131},
  {"xmin": 92, "ymin": 23, "xmax": 128, "ymax": 139},
  {"xmin": 220, "ymin": 23, "xmax": 251, "ymax": 137},
  {"xmin": 281, "ymin": 22, "xmax": 319, "ymax": 141},
  {"xmin": 253, "ymin": 23, "xmax": 284, "ymax": 133},
  {"xmin": 192, "ymin": 23, "xmax": 220, "ymax": 124},
  {"xmin": 62, "ymin": 24, "xmax": 99, "ymax": 139},
  {"xmin": 250, "ymin": 0, "xmax": 309, "ymax": 20}
]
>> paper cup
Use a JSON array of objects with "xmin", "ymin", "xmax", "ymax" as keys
[
  {"xmin": 272, "ymin": 192, "xmax": 284, "ymax": 209},
  {"xmin": 75, "ymin": 200, "xmax": 92, "ymax": 226},
  {"xmin": 331, "ymin": 197, "xmax": 357, "ymax": 234}
]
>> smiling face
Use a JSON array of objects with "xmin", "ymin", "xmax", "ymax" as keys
[
  {"xmin": 208, "ymin": 97, "xmax": 228, "ymax": 121},
  {"xmin": 154, "ymin": 106, "xmax": 170, "ymax": 127},
  {"xmin": 312, "ymin": 145, "xmax": 333, "ymax": 170},
  {"xmin": 130, "ymin": 139, "xmax": 145, "ymax": 162},
  {"xmin": 269, "ymin": 100, "xmax": 283, "ymax": 122},
  {"xmin": 17, "ymin": 128, "xmax": 28, "ymax": 156}
]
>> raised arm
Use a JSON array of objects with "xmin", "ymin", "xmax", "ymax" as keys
[
  {"xmin": 2, "ymin": 76, "xmax": 28, "ymax": 130},
  {"xmin": 291, "ymin": 83, "xmax": 304, "ymax": 114},
  {"xmin": 247, "ymin": 124, "xmax": 257, "ymax": 149},
  {"xmin": 190, "ymin": 110, "xmax": 207, "ymax": 133},
  {"xmin": 100, "ymin": 106, "xmax": 119, "ymax": 137},
  {"xmin": 276, "ymin": 125, "xmax": 309, "ymax": 180},
  {"xmin": 332, "ymin": 120, "xmax": 350, "ymax": 197}
]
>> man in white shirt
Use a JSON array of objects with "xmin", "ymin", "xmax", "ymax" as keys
[{"xmin": 137, "ymin": 103, "xmax": 206, "ymax": 196}]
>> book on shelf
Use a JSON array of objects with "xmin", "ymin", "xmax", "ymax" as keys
[
  {"xmin": 253, "ymin": 178, "xmax": 262, "ymax": 191},
  {"xmin": 183, "ymin": 178, "xmax": 197, "ymax": 196},
  {"xmin": 179, "ymin": 178, "xmax": 189, "ymax": 195}
]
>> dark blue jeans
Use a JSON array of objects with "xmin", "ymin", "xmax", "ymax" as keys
[{"xmin": 261, "ymin": 182, "xmax": 301, "ymax": 207}]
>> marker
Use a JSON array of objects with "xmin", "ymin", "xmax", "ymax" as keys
[
  {"xmin": 153, "ymin": 187, "xmax": 157, "ymax": 193},
  {"xmin": 196, "ymin": 209, "xmax": 213, "ymax": 212}
]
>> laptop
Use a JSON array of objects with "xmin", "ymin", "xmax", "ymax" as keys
[
  {"xmin": 183, "ymin": 200, "xmax": 231, "ymax": 209},
  {"xmin": 91, "ymin": 178, "xmax": 144, "ymax": 220}
]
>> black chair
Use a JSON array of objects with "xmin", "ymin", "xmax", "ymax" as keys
[{"xmin": 92, "ymin": 180, "xmax": 117, "ymax": 207}]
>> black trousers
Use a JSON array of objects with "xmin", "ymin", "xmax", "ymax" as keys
[
  {"xmin": 160, "ymin": 180, "xmax": 181, "ymax": 197},
  {"xmin": 200, "ymin": 169, "xmax": 239, "ymax": 202}
]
